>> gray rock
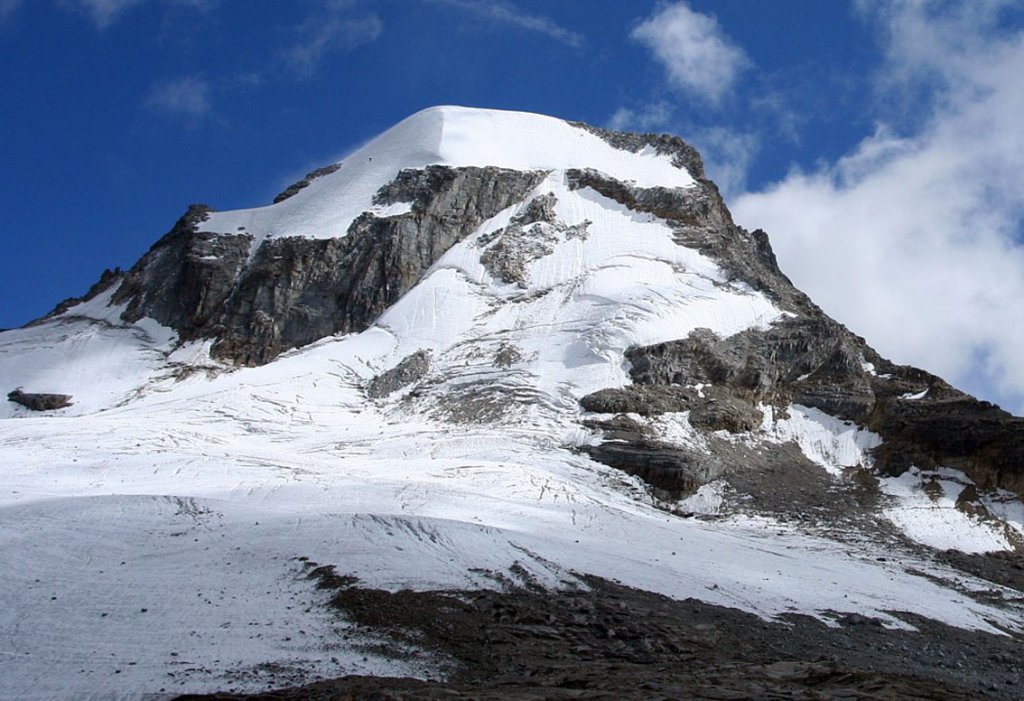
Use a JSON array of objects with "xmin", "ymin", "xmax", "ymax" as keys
[
  {"xmin": 108, "ymin": 166, "xmax": 544, "ymax": 365},
  {"xmin": 7, "ymin": 389, "xmax": 72, "ymax": 411},
  {"xmin": 566, "ymin": 120, "xmax": 708, "ymax": 178},
  {"xmin": 272, "ymin": 164, "xmax": 342, "ymax": 204},
  {"xmin": 480, "ymin": 222, "xmax": 559, "ymax": 285},
  {"xmin": 478, "ymin": 192, "xmax": 590, "ymax": 286},
  {"xmin": 600, "ymin": 313, "xmax": 1024, "ymax": 499},
  {"xmin": 367, "ymin": 350, "xmax": 431, "ymax": 399},
  {"xmin": 580, "ymin": 414, "xmax": 727, "ymax": 497},
  {"xmin": 112, "ymin": 204, "xmax": 253, "ymax": 335},
  {"xmin": 493, "ymin": 343, "xmax": 522, "ymax": 368},
  {"xmin": 688, "ymin": 392, "xmax": 763, "ymax": 433}
]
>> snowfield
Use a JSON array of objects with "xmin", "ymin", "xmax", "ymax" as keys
[{"xmin": 3, "ymin": 106, "xmax": 1023, "ymax": 699}]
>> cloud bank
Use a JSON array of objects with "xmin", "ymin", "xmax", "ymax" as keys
[{"xmin": 732, "ymin": 1, "xmax": 1024, "ymax": 413}]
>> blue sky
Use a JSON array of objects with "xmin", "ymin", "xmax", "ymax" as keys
[{"xmin": 2, "ymin": 0, "xmax": 1024, "ymax": 414}]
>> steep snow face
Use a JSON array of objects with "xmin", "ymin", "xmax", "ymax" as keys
[{"xmin": 200, "ymin": 106, "xmax": 695, "ymax": 249}]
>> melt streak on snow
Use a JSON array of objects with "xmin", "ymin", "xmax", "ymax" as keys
[{"xmin": 3, "ymin": 107, "xmax": 1023, "ymax": 698}]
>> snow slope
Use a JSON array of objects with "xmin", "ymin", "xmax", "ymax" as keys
[
  {"xmin": 3, "ymin": 106, "xmax": 1024, "ymax": 698},
  {"xmin": 0, "ymin": 288, "xmax": 180, "ymax": 419}
]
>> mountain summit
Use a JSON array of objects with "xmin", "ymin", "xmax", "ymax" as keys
[{"xmin": 2, "ymin": 107, "xmax": 1024, "ymax": 699}]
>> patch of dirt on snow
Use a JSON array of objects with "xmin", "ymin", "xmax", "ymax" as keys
[{"xmin": 176, "ymin": 573, "xmax": 1023, "ymax": 700}]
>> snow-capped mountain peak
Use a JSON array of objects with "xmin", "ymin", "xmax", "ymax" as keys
[
  {"xmin": 3, "ymin": 107, "xmax": 1024, "ymax": 699},
  {"xmin": 201, "ymin": 106, "xmax": 696, "ymax": 249}
]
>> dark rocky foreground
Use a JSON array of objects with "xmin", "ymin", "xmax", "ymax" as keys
[{"xmin": 177, "ymin": 569, "xmax": 1024, "ymax": 701}]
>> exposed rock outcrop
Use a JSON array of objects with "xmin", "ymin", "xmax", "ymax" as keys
[
  {"xmin": 478, "ymin": 191, "xmax": 589, "ymax": 286},
  {"xmin": 580, "ymin": 414, "xmax": 727, "ymax": 496},
  {"xmin": 272, "ymin": 164, "xmax": 342, "ymax": 204},
  {"xmin": 110, "ymin": 166, "xmax": 545, "ymax": 365},
  {"xmin": 567, "ymin": 121, "xmax": 708, "ymax": 178},
  {"xmin": 582, "ymin": 312, "xmax": 1024, "ymax": 499},
  {"xmin": 367, "ymin": 350, "xmax": 431, "ymax": 398},
  {"xmin": 7, "ymin": 389, "xmax": 73, "ymax": 411},
  {"xmin": 112, "ymin": 204, "xmax": 253, "ymax": 335}
]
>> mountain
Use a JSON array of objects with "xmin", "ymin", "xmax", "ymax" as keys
[{"xmin": 2, "ymin": 106, "xmax": 1023, "ymax": 699}]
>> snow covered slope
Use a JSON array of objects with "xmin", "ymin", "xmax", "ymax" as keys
[
  {"xmin": 0, "ymin": 288, "xmax": 180, "ymax": 418},
  {"xmin": 2, "ymin": 106, "xmax": 1024, "ymax": 699},
  {"xmin": 200, "ymin": 106, "xmax": 695, "ymax": 248}
]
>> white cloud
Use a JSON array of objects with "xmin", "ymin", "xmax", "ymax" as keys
[
  {"xmin": 437, "ymin": 0, "xmax": 584, "ymax": 48},
  {"xmin": 284, "ymin": 8, "xmax": 383, "ymax": 75},
  {"xmin": 630, "ymin": 1, "xmax": 749, "ymax": 106},
  {"xmin": 607, "ymin": 102, "xmax": 671, "ymax": 132},
  {"xmin": 145, "ymin": 75, "xmax": 211, "ymax": 116},
  {"xmin": 732, "ymin": 2, "xmax": 1024, "ymax": 414}
]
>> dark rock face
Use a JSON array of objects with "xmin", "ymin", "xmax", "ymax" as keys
[
  {"xmin": 7, "ymin": 389, "xmax": 72, "ymax": 411},
  {"xmin": 272, "ymin": 164, "xmax": 342, "ymax": 204},
  {"xmin": 111, "ymin": 166, "xmax": 544, "ymax": 365},
  {"xmin": 868, "ymin": 391, "xmax": 1024, "ymax": 496},
  {"xmin": 212, "ymin": 166, "xmax": 543, "ymax": 365},
  {"xmin": 580, "ymin": 414, "xmax": 726, "ymax": 496},
  {"xmin": 581, "ymin": 311, "xmax": 1024, "ymax": 499},
  {"xmin": 624, "ymin": 318, "xmax": 880, "ymax": 419},
  {"xmin": 112, "ymin": 205, "xmax": 253, "ymax": 335},
  {"xmin": 367, "ymin": 350, "xmax": 431, "ymax": 398}
]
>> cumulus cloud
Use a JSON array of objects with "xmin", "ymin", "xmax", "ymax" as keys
[
  {"xmin": 145, "ymin": 75, "xmax": 211, "ymax": 116},
  {"xmin": 436, "ymin": 0, "xmax": 584, "ymax": 48},
  {"xmin": 284, "ymin": 5, "xmax": 383, "ymax": 75},
  {"xmin": 630, "ymin": 1, "xmax": 749, "ymax": 106},
  {"xmin": 732, "ymin": 1, "xmax": 1024, "ymax": 413}
]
